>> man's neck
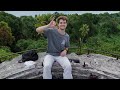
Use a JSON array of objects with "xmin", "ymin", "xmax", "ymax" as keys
[{"xmin": 58, "ymin": 29, "xmax": 66, "ymax": 35}]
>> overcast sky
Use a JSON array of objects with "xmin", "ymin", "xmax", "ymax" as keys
[{"xmin": 3, "ymin": 11, "xmax": 120, "ymax": 17}]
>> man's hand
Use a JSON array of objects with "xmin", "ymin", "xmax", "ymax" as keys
[
  {"xmin": 60, "ymin": 50, "xmax": 67, "ymax": 57},
  {"xmin": 48, "ymin": 19, "xmax": 56, "ymax": 28},
  {"xmin": 36, "ymin": 17, "xmax": 57, "ymax": 34}
]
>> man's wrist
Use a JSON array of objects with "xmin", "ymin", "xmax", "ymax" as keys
[{"xmin": 64, "ymin": 48, "xmax": 68, "ymax": 52}]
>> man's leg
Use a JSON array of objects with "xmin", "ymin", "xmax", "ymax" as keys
[
  {"xmin": 43, "ymin": 55, "xmax": 55, "ymax": 79},
  {"xmin": 55, "ymin": 56, "xmax": 73, "ymax": 79}
]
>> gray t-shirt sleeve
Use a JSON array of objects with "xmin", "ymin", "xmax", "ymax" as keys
[{"xmin": 43, "ymin": 28, "xmax": 52, "ymax": 38}]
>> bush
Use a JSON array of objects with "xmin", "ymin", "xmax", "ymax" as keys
[
  {"xmin": 16, "ymin": 39, "xmax": 33, "ymax": 51},
  {"xmin": 16, "ymin": 38, "xmax": 47, "ymax": 52},
  {"xmin": 0, "ymin": 46, "xmax": 11, "ymax": 52},
  {"xmin": 0, "ymin": 48, "xmax": 19, "ymax": 62}
]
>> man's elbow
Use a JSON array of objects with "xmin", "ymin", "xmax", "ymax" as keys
[
  {"xmin": 36, "ymin": 28, "xmax": 39, "ymax": 33},
  {"xmin": 36, "ymin": 28, "xmax": 42, "ymax": 34}
]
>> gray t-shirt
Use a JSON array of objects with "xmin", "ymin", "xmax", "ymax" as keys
[{"xmin": 44, "ymin": 28, "xmax": 70, "ymax": 56}]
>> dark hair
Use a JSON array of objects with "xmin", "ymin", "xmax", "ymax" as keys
[{"xmin": 56, "ymin": 16, "xmax": 68, "ymax": 23}]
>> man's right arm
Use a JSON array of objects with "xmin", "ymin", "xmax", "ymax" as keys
[
  {"xmin": 36, "ymin": 24, "xmax": 50, "ymax": 34},
  {"xmin": 36, "ymin": 20, "xmax": 56, "ymax": 34}
]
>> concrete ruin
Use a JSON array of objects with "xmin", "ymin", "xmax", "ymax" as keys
[{"xmin": 0, "ymin": 52, "xmax": 120, "ymax": 79}]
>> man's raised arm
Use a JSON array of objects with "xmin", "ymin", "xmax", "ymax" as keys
[
  {"xmin": 36, "ymin": 24, "xmax": 49, "ymax": 34},
  {"xmin": 36, "ymin": 19, "xmax": 56, "ymax": 34}
]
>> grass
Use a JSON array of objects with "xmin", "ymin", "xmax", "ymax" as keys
[{"xmin": 0, "ymin": 49, "xmax": 19, "ymax": 62}]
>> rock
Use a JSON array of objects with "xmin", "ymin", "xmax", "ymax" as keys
[{"xmin": 0, "ymin": 52, "xmax": 120, "ymax": 79}]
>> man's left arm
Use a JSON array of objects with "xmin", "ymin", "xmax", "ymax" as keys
[
  {"xmin": 60, "ymin": 36, "xmax": 70, "ymax": 57},
  {"xmin": 65, "ymin": 35, "xmax": 70, "ymax": 53}
]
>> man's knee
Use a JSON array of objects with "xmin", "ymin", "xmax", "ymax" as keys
[
  {"xmin": 64, "ymin": 63, "xmax": 72, "ymax": 70},
  {"xmin": 43, "ymin": 54, "xmax": 54, "ymax": 66},
  {"xmin": 43, "ymin": 64, "xmax": 52, "ymax": 70},
  {"xmin": 44, "ymin": 54, "xmax": 53, "ymax": 59}
]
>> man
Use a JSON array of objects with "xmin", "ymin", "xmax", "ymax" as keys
[{"xmin": 36, "ymin": 16, "xmax": 73, "ymax": 79}]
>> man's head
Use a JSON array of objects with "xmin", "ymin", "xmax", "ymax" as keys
[{"xmin": 56, "ymin": 16, "xmax": 68, "ymax": 30}]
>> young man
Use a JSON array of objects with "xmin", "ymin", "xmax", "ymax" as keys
[{"xmin": 36, "ymin": 16, "xmax": 73, "ymax": 79}]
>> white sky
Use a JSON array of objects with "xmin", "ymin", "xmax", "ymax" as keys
[{"xmin": 3, "ymin": 11, "xmax": 120, "ymax": 17}]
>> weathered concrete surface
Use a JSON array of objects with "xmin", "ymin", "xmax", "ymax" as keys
[{"xmin": 0, "ymin": 52, "xmax": 120, "ymax": 79}]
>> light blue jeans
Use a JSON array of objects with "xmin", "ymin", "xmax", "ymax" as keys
[{"xmin": 43, "ymin": 54, "xmax": 73, "ymax": 79}]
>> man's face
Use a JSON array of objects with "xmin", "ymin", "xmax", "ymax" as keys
[{"xmin": 58, "ymin": 19, "xmax": 67, "ymax": 30}]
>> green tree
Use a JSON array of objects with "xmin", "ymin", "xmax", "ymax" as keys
[
  {"xmin": 0, "ymin": 11, "xmax": 22, "ymax": 41},
  {"xmin": 78, "ymin": 24, "xmax": 89, "ymax": 54},
  {"xmin": 20, "ymin": 16, "xmax": 37, "ymax": 39},
  {"xmin": 79, "ymin": 13, "xmax": 98, "ymax": 37},
  {"xmin": 66, "ymin": 14, "xmax": 81, "ymax": 43},
  {"xmin": 0, "ymin": 21, "xmax": 15, "ymax": 46},
  {"xmin": 35, "ymin": 14, "xmax": 52, "ymax": 28}
]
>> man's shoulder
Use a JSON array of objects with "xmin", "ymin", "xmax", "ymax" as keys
[
  {"xmin": 44, "ymin": 28, "xmax": 57, "ymax": 34},
  {"xmin": 65, "ymin": 33, "xmax": 70, "ymax": 37},
  {"xmin": 48, "ymin": 28, "xmax": 57, "ymax": 32}
]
